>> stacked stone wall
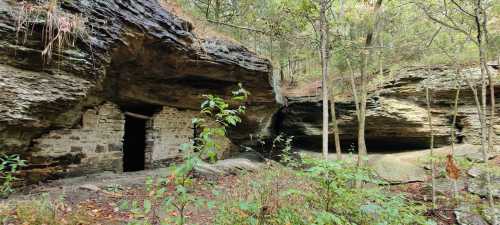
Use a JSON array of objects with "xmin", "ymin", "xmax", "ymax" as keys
[
  {"xmin": 146, "ymin": 106, "xmax": 197, "ymax": 167},
  {"xmin": 32, "ymin": 102, "xmax": 124, "ymax": 174}
]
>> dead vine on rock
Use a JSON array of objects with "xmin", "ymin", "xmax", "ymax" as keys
[{"xmin": 13, "ymin": 0, "xmax": 88, "ymax": 63}]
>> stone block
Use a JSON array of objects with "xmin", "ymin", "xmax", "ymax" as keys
[
  {"xmin": 95, "ymin": 145, "xmax": 106, "ymax": 153},
  {"xmin": 108, "ymin": 143, "xmax": 122, "ymax": 152},
  {"xmin": 111, "ymin": 152, "xmax": 123, "ymax": 158},
  {"xmin": 69, "ymin": 136, "xmax": 80, "ymax": 140},
  {"xmin": 71, "ymin": 146, "xmax": 83, "ymax": 153},
  {"xmin": 55, "ymin": 130, "xmax": 72, "ymax": 135},
  {"xmin": 82, "ymin": 110, "xmax": 98, "ymax": 128}
]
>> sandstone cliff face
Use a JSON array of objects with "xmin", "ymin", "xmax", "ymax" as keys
[
  {"xmin": 276, "ymin": 66, "xmax": 500, "ymax": 151},
  {"xmin": 0, "ymin": 0, "xmax": 275, "ymax": 179}
]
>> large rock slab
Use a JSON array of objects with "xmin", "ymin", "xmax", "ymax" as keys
[
  {"xmin": 370, "ymin": 155, "xmax": 427, "ymax": 183},
  {"xmin": 0, "ymin": 0, "xmax": 276, "ymax": 154},
  {"xmin": 276, "ymin": 66, "xmax": 500, "ymax": 151},
  {"xmin": 0, "ymin": 0, "xmax": 277, "ymax": 181}
]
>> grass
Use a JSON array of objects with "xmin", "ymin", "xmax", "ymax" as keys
[
  {"xmin": 0, "ymin": 160, "xmax": 496, "ymax": 224},
  {"xmin": 1, "ymin": 194, "xmax": 96, "ymax": 225}
]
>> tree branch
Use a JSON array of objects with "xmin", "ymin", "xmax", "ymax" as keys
[{"xmin": 449, "ymin": 0, "xmax": 475, "ymax": 18}]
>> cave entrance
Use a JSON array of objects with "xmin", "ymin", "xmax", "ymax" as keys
[{"xmin": 123, "ymin": 114, "xmax": 147, "ymax": 172}]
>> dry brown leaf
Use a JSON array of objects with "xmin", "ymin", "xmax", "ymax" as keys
[{"xmin": 446, "ymin": 154, "xmax": 460, "ymax": 180}]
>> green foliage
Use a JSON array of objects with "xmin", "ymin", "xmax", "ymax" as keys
[
  {"xmin": 215, "ymin": 158, "xmax": 435, "ymax": 225},
  {"xmin": 176, "ymin": 0, "xmax": 499, "ymax": 94},
  {"xmin": 0, "ymin": 154, "xmax": 26, "ymax": 198},
  {"xmin": 271, "ymin": 133, "xmax": 299, "ymax": 167},
  {"xmin": 124, "ymin": 84, "xmax": 249, "ymax": 225}
]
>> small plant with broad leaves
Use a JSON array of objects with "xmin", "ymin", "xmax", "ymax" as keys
[
  {"xmin": 0, "ymin": 154, "xmax": 26, "ymax": 198},
  {"xmin": 272, "ymin": 133, "xmax": 299, "ymax": 167},
  {"xmin": 163, "ymin": 83, "xmax": 248, "ymax": 224},
  {"xmin": 124, "ymin": 84, "xmax": 249, "ymax": 225}
]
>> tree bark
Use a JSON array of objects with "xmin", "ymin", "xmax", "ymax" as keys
[
  {"xmin": 330, "ymin": 90, "xmax": 342, "ymax": 160},
  {"xmin": 475, "ymin": 2, "xmax": 495, "ymax": 218},
  {"xmin": 425, "ymin": 86, "xmax": 436, "ymax": 209},
  {"xmin": 450, "ymin": 68, "xmax": 461, "ymax": 199},
  {"xmin": 357, "ymin": 0, "xmax": 383, "ymax": 167},
  {"xmin": 320, "ymin": 0, "xmax": 329, "ymax": 159}
]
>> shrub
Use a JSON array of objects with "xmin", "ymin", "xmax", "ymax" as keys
[
  {"xmin": 0, "ymin": 154, "xmax": 26, "ymax": 198},
  {"xmin": 214, "ymin": 158, "xmax": 436, "ymax": 225}
]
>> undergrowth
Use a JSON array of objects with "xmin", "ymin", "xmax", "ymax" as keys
[
  {"xmin": 0, "ymin": 154, "xmax": 26, "ymax": 198},
  {"xmin": 1, "ymin": 194, "xmax": 95, "ymax": 225},
  {"xmin": 214, "ymin": 157, "xmax": 435, "ymax": 225}
]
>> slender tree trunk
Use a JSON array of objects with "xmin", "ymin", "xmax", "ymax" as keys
[
  {"xmin": 214, "ymin": 0, "xmax": 220, "ymax": 21},
  {"xmin": 357, "ymin": 0, "xmax": 383, "ymax": 168},
  {"xmin": 475, "ymin": 0, "xmax": 498, "ymax": 221},
  {"xmin": 320, "ymin": 0, "xmax": 329, "ymax": 159},
  {"xmin": 330, "ymin": 91, "xmax": 342, "ymax": 160},
  {"xmin": 425, "ymin": 86, "xmax": 436, "ymax": 209},
  {"xmin": 346, "ymin": 58, "xmax": 360, "ymax": 120},
  {"xmin": 450, "ymin": 68, "xmax": 461, "ymax": 199},
  {"xmin": 476, "ymin": 4, "xmax": 495, "ymax": 218},
  {"xmin": 205, "ymin": 0, "xmax": 211, "ymax": 19},
  {"xmin": 357, "ymin": 49, "xmax": 369, "ymax": 167}
]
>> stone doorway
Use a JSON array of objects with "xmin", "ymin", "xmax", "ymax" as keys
[{"xmin": 123, "ymin": 114, "xmax": 147, "ymax": 172}]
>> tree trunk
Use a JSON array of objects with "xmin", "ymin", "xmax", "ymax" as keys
[
  {"xmin": 205, "ymin": 0, "xmax": 211, "ymax": 19},
  {"xmin": 346, "ymin": 58, "xmax": 360, "ymax": 120},
  {"xmin": 357, "ymin": 0, "xmax": 383, "ymax": 168},
  {"xmin": 330, "ymin": 91, "xmax": 342, "ymax": 160},
  {"xmin": 450, "ymin": 69, "xmax": 461, "ymax": 199},
  {"xmin": 320, "ymin": 0, "xmax": 329, "ymax": 159},
  {"xmin": 425, "ymin": 86, "xmax": 436, "ymax": 209},
  {"xmin": 476, "ymin": 2, "xmax": 496, "ymax": 221},
  {"xmin": 357, "ymin": 49, "xmax": 369, "ymax": 167}
]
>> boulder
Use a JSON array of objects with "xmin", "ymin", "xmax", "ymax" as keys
[
  {"xmin": 454, "ymin": 205, "xmax": 491, "ymax": 225},
  {"xmin": 467, "ymin": 169, "xmax": 500, "ymax": 198},
  {"xmin": 194, "ymin": 152, "xmax": 265, "ymax": 178},
  {"xmin": 370, "ymin": 154, "xmax": 427, "ymax": 183}
]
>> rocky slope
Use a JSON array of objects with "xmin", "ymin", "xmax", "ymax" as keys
[
  {"xmin": 0, "ymin": 0, "xmax": 275, "ymax": 178},
  {"xmin": 276, "ymin": 66, "xmax": 500, "ymax": 151}
]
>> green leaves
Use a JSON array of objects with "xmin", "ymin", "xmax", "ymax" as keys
[
  {"xmin": 143, "ymin": 199, "xmax": 152, "ymax": 214},
  {"xmin": 136, "ymin": 85, "xmax": 250, "ymax": 225},
  {"xmin": 0, "ymin": 154, "xmax": 26, "ymax": 197}
]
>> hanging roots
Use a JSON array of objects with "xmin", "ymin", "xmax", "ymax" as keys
[{"xmin": 14, "ymin": 0, "xmax": 88, "ymax": 63}]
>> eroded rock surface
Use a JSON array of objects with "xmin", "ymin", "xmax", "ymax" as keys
[
  {"xmin": 276, "ymin": 66, "xmax": 500, "ymax": 151},
  {"xmin": 0, "ymin": 0, "xmax": 275, "ymax": 180}
]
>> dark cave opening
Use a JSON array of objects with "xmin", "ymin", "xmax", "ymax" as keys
[
  {"xmin": 291, "ymin": 135, "xmax": 451, "ymax": 153},
  {"xmin": 123, "ymin": 115, "xmax": 147, "ymax": 172}
]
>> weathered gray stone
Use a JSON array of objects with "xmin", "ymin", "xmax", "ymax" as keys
[
  {"xmin": 370, "ymin": 155, "xmax": 427, "ymax": 184},
  {"xmin": 108, "ymin": 144, "xmax": 122, "ymax": 152},
  {"xmin": 276, "ymin": 66, "xmax": 499, "ymax": 151},
  {"xmin": 467, "ymin": 168, "xmax": 500, "ymax": 198},
  {"xmin": 194, "ymin": 152, "xmax": 265, "ymax": 177},
  {"xmin": 0, "ymin": 0, "xmax": 276, "ymax": 181},
  {"xmin": 79, "ymin": 184, "xmax": 101, "ymax": 192},
  {"xmin": 455, "ymin": 205, "xmax": 490, "ymax": 225}
]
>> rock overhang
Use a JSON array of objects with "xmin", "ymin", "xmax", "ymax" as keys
[{"xmin": 0, "ymin": 0, "xmax": 277, "ymax": 155}]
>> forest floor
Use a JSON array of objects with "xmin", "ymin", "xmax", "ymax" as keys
[{"xmin": 0, "ymin": 149, "xmax": 498, "ymax": 225}]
